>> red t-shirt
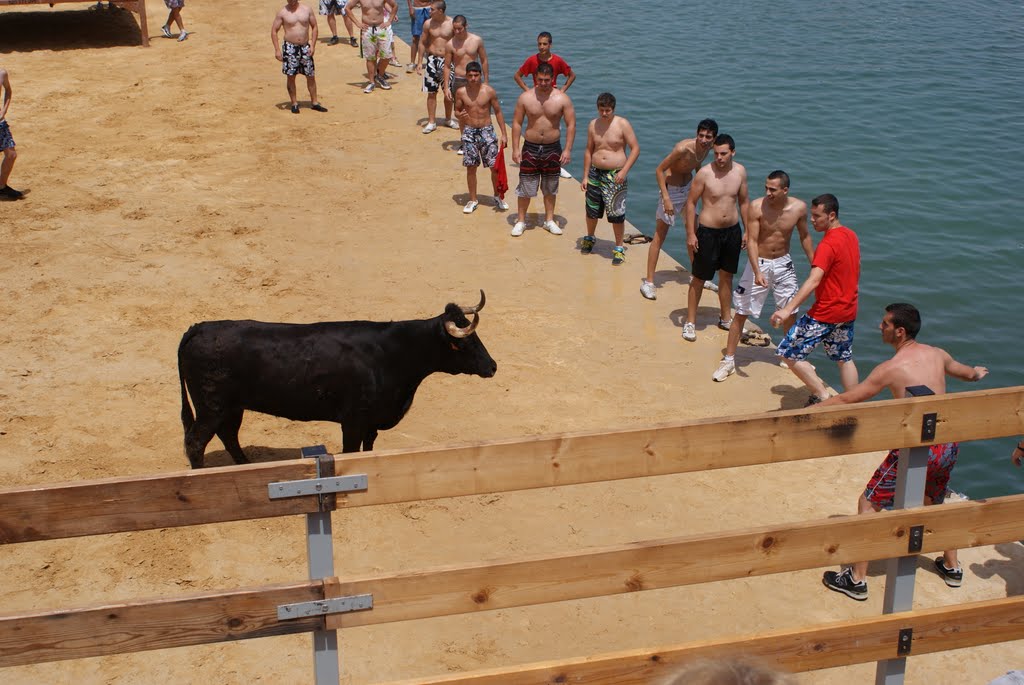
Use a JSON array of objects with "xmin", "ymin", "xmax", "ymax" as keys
[
  {"xmin": 808, "ymin": 225, "xmax": 860, "ymax": 324},
  {"xmin": 518, "ymin": 54, "xmax": 572, "ymax": 85}
]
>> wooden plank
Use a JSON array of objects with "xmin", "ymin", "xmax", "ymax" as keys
[
  {"xmin": 400, "ymin": 595, "xmax": 1024, "ymax": 684},
  {"xmin": 0, "ymin": 580, "xmax": 325, "ymax": 667},
  {"xmin": 329, "ymin": 386, "xmax": 1024, "ymax": 509},
  {"xmin": 325, "ymin": 495, "xmax": 1024, "ymax": 630},
  {"xmin": 0, "ymin": 460, "xmax": 319, "ymax": 544}
]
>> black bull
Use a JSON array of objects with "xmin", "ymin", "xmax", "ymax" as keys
[{"xmin": 177, "ymin": 292, "xmax": 496, "ymax": 468}]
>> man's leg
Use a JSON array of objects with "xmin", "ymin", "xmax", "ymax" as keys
[
  {"xmin": 584, "ymin": 216, "xmax": 598, "ymax": 238},
  {"xmin": 327, "ymin": 14, "xmax": 337, "ymax": 39},
  {"xmin": 686, "ymin": 278, "xmax": 705, "ymax": 326},
  {"xmin": 426, "ymin": 92, "xmax": 437, "ymax": 125},
  {"xmin": 781, "ymin": 357, "xmax": 830, "ymax": 398},
  {"xmin": 717, "ymin": 270, "xmax": 734, "ymax": 322},
  {"xmin": 724, "ymin": 314, "xmax": 748, "ymax": 358},
  {"xmin": 365, "ymin": 59, "xmax": 376, "ymax": 82},
  {"xmin": 516, "ymin": 196, "xmax": 531, "ymax": 224},
  {"xmin": 466, "ymin": 166, "xmax": 477, "ymax": 203},
  {"xmin": 306, "ymin": 75, "xmax": 318, "ymax": 104},
  {"xmin": 837, "ymin": 359, "xmax": 859, "ymax": 391},
  {"xmin": 645, "ymin": 219, "xmax": 670, "ymax": 283},
  {"xmin": 342, "ymin": 12, "xmax": 355, "ymax": 41},
  {"xmin": 286, "ymin": 75, "xmax": 298, "ymax": 106},
  {"xmin": 611, "ymin": 221, "xmax": 625, "ymax": 248},
  {"xmin": 0, "ymin": 147, "xmax": 17, "ymax": 188},
  {"xmin": 849, "ymin": 494, "xmax": 879, "ymax": 581},
  {"xmin": 542, "ymin": 191, "xmax": 556, "ymax": 223}
]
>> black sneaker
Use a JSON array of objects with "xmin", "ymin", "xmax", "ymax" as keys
[
  {"xmin": 376, "ymin": 75, "xmax": 391, "ymax": 90},
  {"xmin": 805, "ymin": 394, "xmax": 824, "ymax": 407},
  {"xmin": 822, "ymin": 568, "xmax": 868, "ymax": 601},
  {"xmin": 328, "ymin": 35, "xmax": 340, "ymax": 45},
  {"xmin": 0, "ymin": 185, "xmax": 24, "ymax": 200},
  {"xmin": 348, "ymin": 37, "xmax": 357, "ymax": 47},
  {"xmin": 934, "ymin": 557, "xmax": 963, "ymax": 587}
]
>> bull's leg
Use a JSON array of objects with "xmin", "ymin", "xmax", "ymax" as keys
[
  {"xmin": 184, "ymin": 415, "xmax": 220, "ymax": 469},
  {"xmin": 340, "ymin": 423, "xmax": 363, "ymax": 453},
  {"xmin": 361, "ymin": 429, "xmax": 379, "ymax": 451},
  {"xmin": 215, "ymin": 409, "xmax": 249, "ymax": 465}
]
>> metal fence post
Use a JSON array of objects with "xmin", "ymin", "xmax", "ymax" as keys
[
  {"xmin": 875, "ymin": 386, "xmax": 935, "ymax": 685},
  {"xmin": 300, "ymin": 444, "xmax": 340, "ymax": 685}
]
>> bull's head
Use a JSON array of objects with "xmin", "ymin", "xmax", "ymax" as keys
[{"xmin": 441, "ymin": 290, "xmax": 497, "ymax": 378}]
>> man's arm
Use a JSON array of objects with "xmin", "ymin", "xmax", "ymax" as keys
[
  {"xmin": 615, "ymin": 119, "xmax": 640, "ymax": 184},
  {"xmin": 942, "ymin": 351, "xmax": 988, "ymax": 382},
  {"xmin": 308, "ymin": 9, "xmax": 318, "ymax": 53},
  {"xmin": 271, "ymin": 14, "xmax": 284, "ymax": 58},
  {"xmin": 491, "ymin": 89, "xmax": 508, "ymax": 147},
  {"xmin": 442, "ymin": 42, "xmax": 454, "ymax": 101},
  {"xmin": 511, "ymin": 96, "xmax": 525, "ymax": 164},
  {"xmin": 737, "ymin": 168, "xmax": 750, "ymax": 249},
  {"xmin": 478, "ymin": 41, "xmax": 489, "ymax": 84},
  {"xmin": 654, "ymin": 145, "xmax": 683, "ymax": 216},
  {"xmin": 579, "ymin": 120, "xmax": 595, "ymax": 192},
  {"xmin": 346, "ymin": 0, "xmax": 365, "ymax": 30},
  {"xmin": 817, "ymin": 364, "xmax": 891, "ymax": 407},
  {"xmin": 0, "ymin": 69, "xmax": 10, "ymax": 121},
  {"xmin": 770, "ymin": 265, "xmax": 823, "ymax": 327},
  {"xmin": 384, "ymin": 0, "xmax": 398, "ymax": 28},
  {"xmin": 560, "ymin": 95, "xmax": 576, "ymax": 166},
  {"xmin": 796, "ymin": 207, "xmax": 814, "ymax": 264},
  {"xmin": 561, "ymin": 67, "xmax": 576, "ymax": 91},
  {"xmin": 684, "ymin": 170, "xmax": 705, "ymax": 257},
  {"xmin": 407, "ymin": 0, "xmax": 414, "ymax": 17},
  {"xmin": 746, "ymin": 202, "xmax": 764, "ymax": 286}
]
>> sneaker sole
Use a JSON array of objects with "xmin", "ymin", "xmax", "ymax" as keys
[
  {"xmin": 712, "ymin": 370, "xmax": 734, "ymax": 382},
  {"xmin": 934, "ymin": 559, "xmax": 963, "ymax": 587},
  {"xmin": 822, "ymin": 576, "xmax": 868, "ymax": 601}
]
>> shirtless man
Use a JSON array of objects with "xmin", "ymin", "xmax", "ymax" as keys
[
  {"xmin": 345, "ymin": 0, "xmax": 397, "ymax": 93},
  {"xmin": 818, "ymin": 303, "xmax": 988, "ymax": 601},
  {"xmin": 712, "ymin": 170, "xmax": 814, "ymax": 381},
  {"xmin": 417, "ymin": 1, "xmax": 455, "ymax": 133},
  {"xmin": 640, "ymin": 118, "xmax": 717, "ymax": 299},
  {"xmin": 0, "ymin": 66, "xmax": 22, "ymax": 200},
  {"xmin": 682, "ymin": 133, "xmax": 749, "ymax": 342},
  {"xmin": 578, "ymin": 93, "xmax": 640, "ymax": 265},
  {"xmin": 453, "ymin": 61, "xmax": 507, "ymax": 214},
  {"xmin": 320, "ymin": 0, "xmax": 356, "ymax": 46},
  {"xmin": 271, "ymin": 0, "xmax": 327, "ymax": 114},
  {"xmin": 442, "ymin": 14, "xmax": 488, "ymax": 152},
  {"xmin": 406, "ymin": 0, "xmax": 432, "ymax": 71},
  {"xmin": 510, "ymin": 62, "xmax": 576, "ymax": 237}
]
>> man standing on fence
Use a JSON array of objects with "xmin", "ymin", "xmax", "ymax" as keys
[
  {"xmin": 818, "ymin": 303, "xmax": 988, "ymax": 601},
  {"xmin": 0, "ymin": 66, "xmax": 22, "ymax": 201}
]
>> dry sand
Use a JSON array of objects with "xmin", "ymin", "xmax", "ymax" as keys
[{"xmin": 1, "ymin": 2, "xmax": 1021, "ymax": 683}]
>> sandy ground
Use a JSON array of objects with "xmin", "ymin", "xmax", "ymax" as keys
[{"xmin": 1, "ymin": 2, "xmax": 1022, "ymax": 684}]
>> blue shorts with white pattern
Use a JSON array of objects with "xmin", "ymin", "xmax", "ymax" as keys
[{"xmin": 776, "ymin": 314, "xmax": 855, "ymax": 362}]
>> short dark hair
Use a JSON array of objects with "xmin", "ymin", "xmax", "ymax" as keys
[
  {"xmin": 465, "ymin": 61, "xmax": 482, "ymax": 74},
  {"xmin": 811, "ymin": 193, "xmax": 840, "ymax": 217},
  {"xmin": 714, "ymin": 133, "xmax": 735, "ymax": 150},
  {"xmin": 536, "ymin": 62, "xmax": 554, "ymax": 77},
  {"xmin": 596, "ymin": 92, "xmax": 616, "ymax": 109},
  {"xmin": 537, "ymin": 31, "xmax": 552, "ymax": 42},
  {"xmin": 432, "ymin": 0, "xmax": 446, "ymax": 11},
  {"xmin": 885, "ymin": 303, "xmax": 921, "ymax": 339},
  {"xmin": 697, "ymin": 118, "xmax": 718, "ymax": 136},
  {"xmin": 767, "ymin": 170, "xmax": 790, "ymax": 189},
  {"xmin": 452, "ymin": 14, "xmax": 466, "ymax": 26}
]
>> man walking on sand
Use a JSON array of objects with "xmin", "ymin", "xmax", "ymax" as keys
[
  {"xmin": 405, "ymin": 0, "xmax": 432, "ymax": 71},
  {"xmin": 641, "ymin": 118, "xmax": 717, "ymax": 299},
  {"xmin": 510, "ymin": 62, "xmax": 575, "ymax": 237},
  {"xmin": 712, "ymin": 170, "xmax": 813, "ymax": 382},
  {"xmin": 0, "ymin": 66, "xmax": 23, "ymax": 201},
  {"xmin": 160, "ymin": 0, "xmax": 189, "ymax": 42},
  {"xmin": 418, "ymin": 1, "xmax": 454, "ymax": 133},
  {"xmin": 579, "ymin": 93, "xmax": 640, "ymax": 265},
  {"xmin": 320, "ymin": 0, "xmax": 356, "ymax": 46},
  {"xmin": 818, "ymin": 303, "xmax": 988, "ymax": 601},
  {"xmin": 513, "ymin": 31, "xmax": 575, "ymax": 179},
  {"xmin": 272, "ymin": 0, "xmax": 327, "ymax": 114},
  {"xmin": 770, "ymin": 193, "xmax": 860, "ymax": 405},
  {"xmin": 682, "ymin": 133, "xmax": 749, "ymax": 342},
  {"xmin": 454, "ymin": 61, "xmax": 507, "ymax": 214},
  {"xmin": 345, "ymin": 0, "xmax": 397, "ymax": 94}
]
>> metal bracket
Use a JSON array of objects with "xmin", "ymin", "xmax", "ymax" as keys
[
  {"xmin": 905, "ymin": 386, "xmax": 937, "ymax": 441},
  {"xmin": 907, "ymin": 525, "xmax": 924, "ymax": 553},
  {"xmin": 897, "ymin": 627, "xmax": 913, "ymax": 656},
  {"xmin": 278, "ymin": 594, "xmax": 373, "ymax": 621},
  {"xmin": 268, "ymin": 474, "xmax": 368, "ymax": 499}
]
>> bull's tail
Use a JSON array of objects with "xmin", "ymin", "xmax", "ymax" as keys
[{"xmin": 178, "ymin": 325, "xmax": 199, "ymax": 433}]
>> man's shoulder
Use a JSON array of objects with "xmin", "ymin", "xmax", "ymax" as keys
[{"xmin": 748, "ymin": 196, "xmax": 767, "ymax": 215}]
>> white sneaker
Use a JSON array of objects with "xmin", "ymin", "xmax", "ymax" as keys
[
  {"xmin": 543, "ymin": 220, "xmax": 562, "ymax": 235},
  {"xmin": 640, "ymin": 279, "xmax": 657, "ymax": 300},
  {"xmin": 363, "ymin": 82, "xmax": 375, "ymax": 94},
  {"xmin": 559, "ymin": 167, "xmax": 572, "ymax": 179},
  {"xmin": 406, "ymin": 63, "xmax": 416, "ymax": 73},
  {"xmin": 705, "ymin": 280, "xmax": 719, "ymax": 292},
  {"xmin": 161, "ymin": 24, "xmax": 172, "ymax": 38},
  {"xmin": 463, "ymin": 200, "xmax": 478, "ymax": 214},
  {"xmin": 494, "ymin": 196, "xmax": 509, "ymax": 211},
  {"xmin": 177, "ymin": 30, "xmax": 189, "ymax": 42},
  {"xmin": 422, "ymin": 122, "xmax": 437, "ymax": 134},
  {"xmin": 713, "ymin": 358, "xmax": 736, "ymax": 382},
  {"xmin": 447, "ymin": 119, "xmax": 460, "ymax": 130},
  {"xmin": 510, "ymin": 221, "xmax": 526, "ymax": 237},
  {"xmin": 682, "ymin": 322, "xmax": 697, "ymax": 342}
]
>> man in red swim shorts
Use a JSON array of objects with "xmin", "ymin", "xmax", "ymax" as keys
[{"xmin": 816, "ymin": 303, "xmax": 988, "ymax": 601}]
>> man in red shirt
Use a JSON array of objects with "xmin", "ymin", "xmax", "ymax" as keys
[
  {"xmin": 513, "ymin": 31, "xmax": 576, "ymax": 92},
  {"xmin": 770, "ymin": 193, "xmax": 860, "ymax": 405}
]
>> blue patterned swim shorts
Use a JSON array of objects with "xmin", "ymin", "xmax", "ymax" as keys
[{"xmin": 776, "ymin": 314, "xmax": 855, "ymax": 362}]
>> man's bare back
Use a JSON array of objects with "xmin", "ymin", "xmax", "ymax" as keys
[
  {"xmin": 747, "ymin": 196, "xmax": 808, "ymax": 259},
  {"xmin": 693, "ymin": 162, "xmax": 747, "ymax": 228},
  {"xmin": 275, "ymin": 1, "xmax": 315, "ymax": 45},
  {"xmin": 516, "ymin": 88, "xmax": 571, "ymax": 145}
]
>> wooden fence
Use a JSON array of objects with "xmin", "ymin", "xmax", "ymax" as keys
[
  {"xmin": 0, "ymin": 0, "xmax": 149, "ymax": 46},
  {"xmin": 1, "ymin": 386, "xmax": 1022, "ymax": 683}
]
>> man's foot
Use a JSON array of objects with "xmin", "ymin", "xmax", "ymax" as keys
[
  {"xmin": 406, "ymin": 62, "xmax": 416, "ymax": 73},
  {"xmin": 376, "ymin": 75, "xmax": 392, "ymax": 90},
  {"xmin": 0, "ymin": 185, "xmax": 24, "ymax": 200},
  {"xmin": 682, "ymin": 322, "xmax": 696, "ymax": 342},
  {"xmin": 579, "ymin": 235, "xmax": 596, "ymax": 254},
  {"xmin": 311, "ymin": 103, "xmax": 328, "ymax": 112},
  {"xmin": 494, "ymin": 196, "xmax": 509, "ymax": 211},
  {"xmin": 329, "ymin": 35, "xmax": 340, "ymax": 45},
  {"xmin": 543, "ymin": 220, "xmax": 562, "ymax": 235},
  {"xmin": 363, "ymin": 82, "xmax": 375, "ymax": 94},
  {"xmin": 559, "ymin": 167, "xmax": 572, "ymax": 179},
  {"xmin": 640, "ymin": 279, "xmax": 656, "ymax": 300},
  {"xmin": 934, "ymin": 557, "xmax": 963, "ymax": 588},
  {"xmin": 290, "ymin": 104, "xmax": 300, "ymax": 114},
  {"xmin": 805, "ymin": 393, "xmax": 825, "ymax": 407},
  {"xmin": 447, "ymin": 119, "xmax": 460, "ymax": 130},
  {"xmin": 463, "ymin": 200, "xmax": 478, "ymax": 214},
  {"xmin": 822, "ymin": 568, "xmax": 868, "ymax": 601},
  {"xmin": 422, "ymin": 122, "xmax": 437, "ymax": 134},
  {"xmin": 712, "ymin": 358, "xmax": 736, "ymax": 382},
  {"xmin": 510, "ymin": 221, "xmax": 526, "ymax": 237},
  {"xmin": 349, "ymin": 37, "xmax": 357, "ymax": 47},
  {"xmin": 718, "ymin": 317, "xmax": 733, "ymax": 331},
  {"xmin": 177, "ymin": 30, "xmax": 189, "ymax": 42},
  {"xmin": 161, "ymin": 24, "xmax": 172, "ymax": 38},
  {"xmin": 611, "ymin": 246, "xmax": 625, "ymax": 265}
]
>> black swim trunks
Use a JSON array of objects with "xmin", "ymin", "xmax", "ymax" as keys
[
  {"xmin": 691, "ymin": 223, "xmax": 742, "ymax": 281},
  {"xmin": 282, "ymin": 41, "xmax": 315, "ymax": 77},
  {"xmin": 0, "ymin": 120, "xmax": 14, "ymax": 151},
  {"xmin": 423, "ymin": 54, "xmax": 444, "ymax": 93},
  {"xmin": 584, "ymin": 167, "xmax": 627, "ymax": 224}
]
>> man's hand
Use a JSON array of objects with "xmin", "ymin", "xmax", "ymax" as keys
[
  {"xmin": 754, "ymin": 272, "xmax": 767, "ymax": 288},
  {"xmin": 662, "ymin": 195, "xmax": 674, "ymax": 216},
  {"xmin": 687, "ymin": 233, "xmax": 698, "ymax": 254},
  {"xmin": 275, "ymin": 51, "xmax": 283, "ymax": 62},
  {"xmin": 512, "ymin": 147, "xmax": 521, "ymax": 164},
  {"xmin": 443, "ymin": 88, "xmax": 453, "ymax": 102},
  {"xmin": 770, "ymin": 308, "xmax": 792, "ymax": 328},
  {"xmin": 614, "ymin": 170, "xmax": 627, "ymax": 184},
  {"xmin": 972, "ymin": 366, "xmax": 989, "ymax": 381},
  {"xmin": 559, "ymin": 149, "xmax": 571, "ymax": 166},
  {"xmin": 741, "ymin": 233, "xmax": 748, "ymax": 250}
]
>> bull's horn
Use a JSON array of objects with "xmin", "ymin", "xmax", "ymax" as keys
[
  {"xmin": 445, "ymin": 312, "xmax": 479, "ymax": 339},
  {"xmin": 460, "ymin": 290, "xmax": 486, "ymax": 315}
]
